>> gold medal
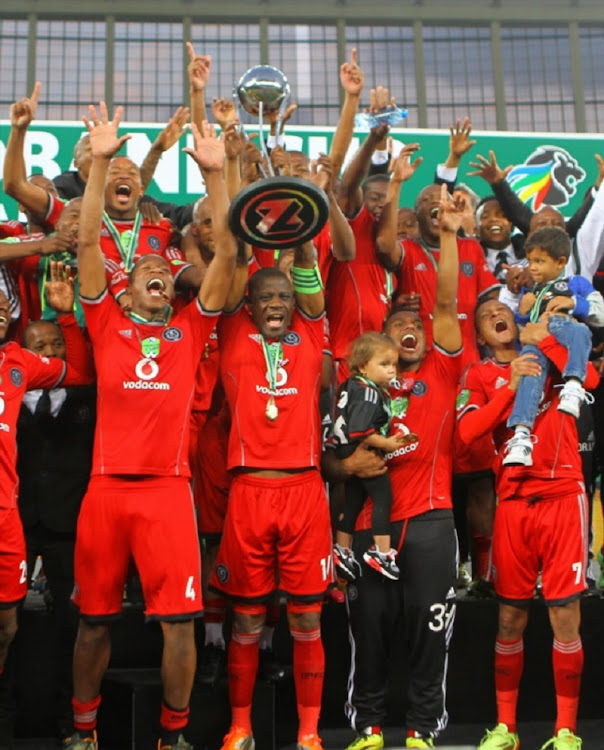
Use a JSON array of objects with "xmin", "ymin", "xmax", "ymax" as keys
[{"xmin": 265, "ymin": 395, "xmax": 278, "ymax": 421}]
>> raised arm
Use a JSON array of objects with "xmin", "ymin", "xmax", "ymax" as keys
[
  {"xmin": 3, "ymin": 83, "xmax": 52, "ymax": 220},
  {"xmin": 337, "ymin": 124, "xmax": 388, "ymax": 217},
  {"xmin": 375, "ymin": 143, "xmax": 422, "ymax": 270},
  {"xmin": 329, "ymin": 48, "xmax": 364, "ymax": 182},
  {"xmin": 79, "ymin": 103, "xmax": 132, "ymax": 298},
  {"xmin": 183, "ymin": 122, "xmax": 237, "ymax": 311},
  {"xmin": 432, "ymin": 183, "xmax": 462, "ymax": 353},
  {"xmin": 468, "ymin": 151, "xmax": 527, "ymax": 233},
  {"xmin": 293, "ymin": 241, "xmax": 324, "ymax": 319},
  {"xmin": 186, "ymin": 42, "xmax": 211, "ymax": 132},
  {"xmin": 139, "ymin": 106, "xmax": 190, "ymax": 193},
  {"xmin": 311, "ymin": 154, "xmax": 355, "ymax": 262}
]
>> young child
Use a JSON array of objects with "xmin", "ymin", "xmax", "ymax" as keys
[
  {"xmin": 504, "ymin": 226, "xmax": 604, "ymax": 466},
  {"xmin": 332, "ymin": 331, "xmax": 418, "ymax": 580}
]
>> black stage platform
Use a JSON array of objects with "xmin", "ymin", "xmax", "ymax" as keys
[{"xmin": 7, "ymin": 592, "xmax": 604, "ymax": 749}]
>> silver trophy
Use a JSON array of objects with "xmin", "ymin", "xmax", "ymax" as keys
[
  {"xmin": 234, "ymin": 65, "xmax": 292, "ymax": 176},
  {"xmin": 228, "ymin": 65, "xmax": 329, "ymax": 250}
]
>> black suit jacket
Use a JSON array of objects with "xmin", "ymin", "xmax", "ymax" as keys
[{"xmin": 17, "ymin": 386, "xmax": 96, "ymax": 534}]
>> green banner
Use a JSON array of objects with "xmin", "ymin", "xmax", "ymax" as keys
[{"xmin": 0, "ymin": 121, "xmax": 600, "ymax": 222}]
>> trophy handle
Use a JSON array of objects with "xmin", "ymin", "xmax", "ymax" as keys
[{"xmin": 257, "ymin": 101, "xmax": 275, "ymax": 177}]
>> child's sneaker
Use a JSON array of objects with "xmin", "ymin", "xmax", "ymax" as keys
[
  {"xmin": 557, "ymin": 379, "xmax": 589, "ymax": 419},
  {"xmin": 333, "ymin": 544, "xmax": 362, "ymax": 581},
  {"xmin": 363, "ymin": 546, "xmax": 399, "ymax": 580},
  {"xmin": 502, "ymin": 432, "xmax": 535, "ymax": 466}
]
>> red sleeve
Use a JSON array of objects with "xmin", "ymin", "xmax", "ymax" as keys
[
  {"xmin": 458, "ymin": 385, "xmax": 515, "ymax": 444},
  {"xmin": 57, "ymin": 313, "xmax": 96, "ymax": 384},
  {"xmin": 163, "ymin": 245, "xmax": 194, "ymax": 283},
  {"xmin": 539, "ymin": 334, "xmax": 600, "ymax": 390},
  {"xmin": 42, "ymin": 194, "xmax": 65, "ymax": 232},
  {"xmin": 22, "ymin": 348, "xmax": 67, "ymax": 390}
]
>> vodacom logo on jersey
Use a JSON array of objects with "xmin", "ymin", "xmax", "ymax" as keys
[
  {"xmin": 123, "ymin": 357, "xmax": 171, "ymax": 391},
  {"xmin": 255, "ymin": 361, "xmax": 299, "ymax": 397}
]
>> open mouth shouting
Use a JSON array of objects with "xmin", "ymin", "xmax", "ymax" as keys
[
  {"xmin": 429, "ymin": 206, "xmax": 440, "ymax": 227},
  {"xmin": 146, "ymin": 277, "xmax": 168, "ymax": 299},
  {"xmin": 114, "ymin": 183, "xmax": 133, "ymax": 207},
  {"xmin": 266, "ymin": 311, "xmax": 285, "ymax": 333},
  {"xmin": 400, "ymin": 333, "xmax": 418, "ymax": 352}
]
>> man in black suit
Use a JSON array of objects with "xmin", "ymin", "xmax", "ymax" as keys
[{"xmin": 17, "ymin": 319, "xmax": 96, "ymax": 741}]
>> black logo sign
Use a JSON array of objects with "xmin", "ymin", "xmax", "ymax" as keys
[
  {"xmin": 162, "ymin": 327, "xmax": 183, "ymax": 342},
  {"xmin": 10, "ymin": 368, "xmax": 23, "ymax": 387},
  {"xmin": 283, "ymin": 331, "xmax": 301, "ymax": 346},
  {"xmin": 229, "ymin": 177, "xmax": 329, "ymax": 250},
  {"xmin": 412, "ymin": 380, "xmax": 428, "ymax": 396}
]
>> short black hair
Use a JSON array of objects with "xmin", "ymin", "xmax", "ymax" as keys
[
  {"xmin": 361, "ymin": 174, "xmax": 390, "ymax": 194},
  {"xmin": 524, "ymin": 226, "xmax": 570, "ymax": 261},
  {"xmin": 247, "ymin": 267, "xmax": 290, "ymax": 299}
]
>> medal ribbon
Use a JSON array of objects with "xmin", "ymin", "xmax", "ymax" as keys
[
  {"xmin": 529, "ymin": 272, "xmax": 565, "ymax": 323},
  {"xmin": 103, "ymin": 210, "xmax": 143, "ymax": 273},
  {"xmin": 418, "ymin": 238, "xmax": 439, "ymax": 272},
  {"xmin": 261, "ymin": 337, "xmax": 283, "ymax": 394}
]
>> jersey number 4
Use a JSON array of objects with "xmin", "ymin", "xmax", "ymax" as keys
[{"xmin": 185, "ymin": 576, "xmax": 196, "ymax": 601}]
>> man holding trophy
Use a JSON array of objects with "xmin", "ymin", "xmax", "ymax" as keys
[{"xmin": 209, "ymin": 67, "xmax": 331, "ymax": 750}]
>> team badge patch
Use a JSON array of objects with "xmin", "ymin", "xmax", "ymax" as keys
[
  {"xmin": 554, "ymin": 281, "xmax": 569, "ymax": 293},
  {"xmin": 162, "ymin": 327, "xmax": 183, "ymax": 342},
  {"xmin": 456, "ymin": 389, "xmax": 470, "ymax": 411},
  {"xmin": 460, "ymin": 261, "xmax": 474, "ymax": 277},
  {"xmin": 283, "ymin": 331, "xmax": 301, "ymax": 346},
  {"xmin": 147, "ymin": 235, "xmax": 161, "ymax": 251},
  {"xmin": 10, "ymin": 368, "xmax": 23, "ymax": 387},
  {"xmin": 412, "ymin": 380, "xmax": 427, "ymax": 396},
  {"xmin": 215, "ymin": 564, "xmax": 229, "ymax": 585}
]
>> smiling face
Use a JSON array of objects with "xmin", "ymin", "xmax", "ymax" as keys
[
  {"xmin": 475, "ymin": 298, "xmax": 518, "ymax": 350},
  {"xmin": 104, "ymin": 156, "xmax": 142, "ymax": 219},
  {"xmin": 0, "ymin": 291, "xmax": 10, "ymax": 341},
  {"xmin": 248, "ymin": 272, "xmax": 295, "ymax": 339},
  {"xmin": 383, "ymin": 310, "xmax": 427, "ymax": 370},
  {"xmin": 362, "ymin": 178, "xmax": 389, "ymax": 220},
  {"xmin": 127, "ymin": 255, "xmax": 174, "ymax": 317},
  {"xmin": 478, "ymin": 199, "xmax": 512, "ymax": 250}
]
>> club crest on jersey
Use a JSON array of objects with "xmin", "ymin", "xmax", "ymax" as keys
[
  {"xmin": 215, "ymin": 564, "xmax": 229, "ymax": 584},
  {"xmin": 460, "ymin": 261, "xmax": 474, "ymax": 277},
  {"xmin": 283, "ymin": 331, "xmax": 301, "ymax": 346},
  {"xmin": 412, "ymin": 380, "xmax": 427, "ymax": 396},
  {"xmin": 10, "ymin": 368, "xmax": 23, "ymax": 386},
  {"xmin": 147, "ymin": 235, "xmax": 161, "ymax": 251},
  {"xmin": 163, "ymin": 327, "xmax": 183, "ymax": 342},
  {"xmin": 554, "ymin": 282, "xmax": 569, "ymax": 293}
]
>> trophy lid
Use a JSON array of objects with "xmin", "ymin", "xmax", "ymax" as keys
[{"xmin": 236, "ymin": 65, "xmax": 291, "ymax": 116}]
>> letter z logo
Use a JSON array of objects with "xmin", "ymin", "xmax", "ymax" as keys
[{"xmin": 255, "ymin": 198, "xmax": 304, "ymax": 236}]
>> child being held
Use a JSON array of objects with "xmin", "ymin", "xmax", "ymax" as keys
[
  {"xmin": 332, "ymin": 332, "xmax": 418, "ymax": 580},
  {"xmin": 504, "ymin": 226, "xmax": 604, "ymax": 466}
]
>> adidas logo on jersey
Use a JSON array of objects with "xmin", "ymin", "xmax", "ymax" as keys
[
  {"xmin": 119, "ymin": 329, "xmax": 133, "ymax": 338},
  {"xmin": 415, "ymin": 262, "xmax": 428, "ymax": 272},
  {"xmin": 495, "ymin": 376, "xmax": 508, "ymax": 389}
]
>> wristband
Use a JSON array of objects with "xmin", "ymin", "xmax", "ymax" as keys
[{"xmin": 291, "ymin": 263, "xmax": 323, "ymax": 294}]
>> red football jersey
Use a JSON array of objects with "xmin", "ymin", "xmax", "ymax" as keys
[
  {"xmin": 81, "ymin": 290, "xmax": 219, "ymax": 477},
  {"xmin": 218, "ymin": 306, "xmax": 324, "ymax": 470},
  {"xmin": 356, "ymin": 344, "xmax": 462, "ymax": 525},
  {"xmin": 397, "ymin": 237, "xmax": 499, "ymax": 368},
  {"xmin": 99, "ymin": 217, "xmax": 192, "ymax": 298},
  {"xmin": 458, "ymin": 357, "xmax": 585, "ymax": 501},
  {"xmin": 0, "ymin": 344, "xmax": 67, "ymax": 509},
  {"xmin": 326, "ymin": 207, "xmax": 394, "ymax": 362}
]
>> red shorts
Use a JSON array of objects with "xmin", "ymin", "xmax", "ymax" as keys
[
  {"xmin": 73, "ymin": 476, "xmax": 202, "ymax": 621},
  {"xmin": 492, "ymin": 488, "xmax": 588, "ymax": 605},
  {"xmin": 452, "ymin": 428, "xmax": 496, "ymax": 476},
  {"xmin": 211, "ymin": 471, "xmax": 332, "ymax": 602},
  {"xmin": 193, "ymin": 411, "xmax": 231, "ymax": 536},
  {"xmin": 0, "ymin": 508, "xmax": 27, "ymax": 607}
]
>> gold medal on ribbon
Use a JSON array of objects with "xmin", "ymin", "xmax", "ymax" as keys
[{"xmin": 265, "ymin": 395, "xmax": 279, "ymax": 421}]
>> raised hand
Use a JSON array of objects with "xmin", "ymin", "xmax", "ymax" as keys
[
  {"xmin": 45, "ymin": 261, "xmax": 75, "ymax": 315},
  {"xmin": 437, "ymin": 182, "xmax": 465, "ymax": 234},
  {"xmin": 468, "ymin": 150, "xmax": 512, "ymax": 185},
  {"xmin": 186, "ymin": 42, "xmax": 211, "ymax": 92},
  {"xmin": 340, "ymin": 48, "xmax": 364, "ymax": 96},
  {"xmin": 310, "ymin": 153, "xmax": 333, "ymax": 191},
  {"xmin": 10, "ymin": 82, "xmax": 41, "ymax": 130},
  {"xmin": 270, "ymin": 146, "xmax": 291, "ymax": 175},
  {"xmin": 449, "ymin": 116, "xmax": 476, "ymax": 160},
  {"xmin": 156, "ymin": 106, "xmax": 190, "ymax": 152},
  {"xmin": 183, "ymin": 120, "xmax": 224, "ymax": 172},
  {"xmin": 264, "ymin": 103, "xmax": 298, "ymax": 135},
  {"xmin": 211, "ymin": 97, "xmax": 237, "ymax": 129},
  {"xmin": 391, "ymin": 143, "xmax": 422, "ymax": 183},
  {"xmin": 83, "ymin": 102, "xmax": 131, "ymax": 159},
  {"xmin": 222, "ymin": 120, "xmax": 245, "ymax": 160},
  {"xmin": 40, "ymin": 227, "xmax": 76, "ymax": 256}
]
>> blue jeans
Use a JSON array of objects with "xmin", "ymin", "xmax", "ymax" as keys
[{"xmin": 507, "ymin": 314, "xmax": 592, "ymax": 430}]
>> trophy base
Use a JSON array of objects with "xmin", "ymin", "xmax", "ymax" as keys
[{"xmin": 228, "ymin": 176, "xmax": 329, "ymax": 250}]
